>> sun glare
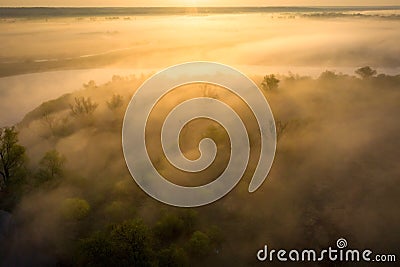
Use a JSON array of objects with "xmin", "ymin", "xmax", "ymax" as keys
[{"xmin": 182, "ymin": 0, "xmax": 201, "ymax": 6}]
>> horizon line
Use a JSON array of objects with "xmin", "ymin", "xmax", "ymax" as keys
[{"xmin": 1, "ymin": 5, "xmax": 400, "ymax": 8}]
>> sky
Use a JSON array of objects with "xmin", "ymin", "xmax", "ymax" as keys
[{"xmin": 0, "ymin": 0, "xmax": 399, "ymax": 7}]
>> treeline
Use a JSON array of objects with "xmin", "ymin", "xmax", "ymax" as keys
[
  {"xmin": 1, "ymin": 68, "xmax": 399, "ymax": 266},
  {"xmin": 0, "ymin": 74, "xmax": 225, "ymax": 266}
]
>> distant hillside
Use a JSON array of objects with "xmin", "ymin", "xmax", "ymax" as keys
[{"xmin": 3, "ymin": 7, "xmax": 400, "ymax": 18}]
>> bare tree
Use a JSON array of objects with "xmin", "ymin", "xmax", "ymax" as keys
[
  {"xmin": 41, "ymin": 109, "xmax": 57, "ymax": 136},
  {"xmin": 276, "ymin": 120, "xmax": 289, "ymax": 141},
  {"xmin": 69, "ymin": 97, "xmax": 98, "ymax": 117},
  {"xmin": 106, "ymin": 94, "xmax": 124, "ymax": 111}
]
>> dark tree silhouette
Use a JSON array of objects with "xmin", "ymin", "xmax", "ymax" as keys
[
  {"xmin": 261, "ymin": 74, "xmax": 280, "ymax": 90},
  {"xmin": 355, "ymin": 66, "xmax": 377, "ymax": 79},
  {"xmin": 319, "ymin": 70, "xmax": 338, "ymax": 80},
  {"xmin": 0, "ymin": 127, "xmax": 25, "ymax": 190}
]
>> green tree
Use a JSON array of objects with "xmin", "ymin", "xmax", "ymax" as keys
[
  {"xmin": 158, "ymin": 246, "xmax": 189, "ymax": 267},
  {"xmin": 261, "ymin": 74, "xmax": 280, "ymax": 90},
  {"xmin": 79, "ymin": 232, "xmax": 116, "ymax": 267},
  {"xmin": 0, "ymin": 127, "xmax": 26, "ymax": 190},
  {"xmin": 207, "ymin": 225, "xmax": 224, "ymax": 249},
  {"xmin": 109, "ymin": 220, "xmax": 154, "ymax": 266},
  {"xmin": 79, "ymin": 220, "xmax": 155, "ymax": 267},
  {"xmin": 154, "ymin": 213, "xmax": 184, "ymax": 242},
  {"xmin": 355, "ymin": 66, "xmax": 377, "ymax": 79},
  {"xmin": 187, "ymin": 231, "xmax": 211, "ymax": 258},
  {"xmin": 36, "ymin": 150, "xmax": 66, "ymax": 183},
  {"xmin": 180, "ymin": 210, "xmax": 198, "ymax": 235}
]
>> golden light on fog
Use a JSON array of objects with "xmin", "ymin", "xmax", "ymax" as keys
[
  {"xmin": 0, "ymin": 3, "xmax": 399, "ymax": 266},
  {"xmin": 183, "ymin": 0, "xmax": 199, "ymax": 6},
  {"xmin": 1, "ymin": 0, "xmax": 400, "ymax": 7}
]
